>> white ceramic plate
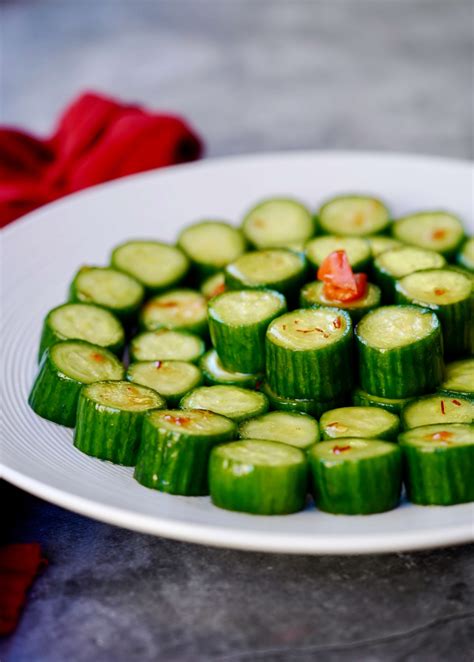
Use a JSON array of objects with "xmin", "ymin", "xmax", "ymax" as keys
[{"xmin": 2, "ymin": 151, "xmax": 473, "ymax": 554}]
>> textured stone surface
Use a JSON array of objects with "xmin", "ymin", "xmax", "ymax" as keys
[{"xmin": 1, "ymin": 1, "xmax": 473, "ymax": 660}]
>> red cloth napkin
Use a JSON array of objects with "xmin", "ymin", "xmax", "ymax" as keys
[
  {"xmin": 0, "ymin": 544, "xmax": 47, "ymax": 636},
  {"xmin": 0, "ymin": 91, "xmax": 203, "ymax": 227}
]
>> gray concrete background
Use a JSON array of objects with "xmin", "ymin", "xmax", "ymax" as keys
[{"xmin": 1, "ymin": 1, "xmax": 473, "ymax": 660}]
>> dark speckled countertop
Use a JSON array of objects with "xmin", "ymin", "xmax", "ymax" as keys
[{"xmin": 1, "ymin": 1, "xmax": 473, "ymax": 660}]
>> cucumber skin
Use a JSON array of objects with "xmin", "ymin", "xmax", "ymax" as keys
[
  {"xmin": 209, "ymin": 445, "xmax": 308, "ymax": 515},
  {"xmin": 262, "ymin": 382, "xmax": 350, "ymax": 417},
  {"xmin": 200, "ymin": 351, "xmax": 262, "ymax": 388},
  {"xmin": 265, "ymin": 309, "xmax": 354, "ymax": 400},
  {"xmin": 436, "ymin": 388, "xmax": 474, "ymax": 403},
  {"xmin": 395, "ymin": 286, "xmax": 473, "ymax": 358},
  {"xmin": 69, "ymin": 271, "xmax": 144, "ymax": 324},
  {"xmin": 73, "ymin": 385, "xmax": 164, "ymax": 465},
  {"xmin": 309, "ymin": 444, "xmax": 402, "ymax": 515},
  {"xmin": 352, "ymin": 388, "xmax": 414, "ymax": 415},
  {"xmin": 134, "ymin": 415, "xmax": 237, "ymax": 495},
  {"xmin": 400, "ymin": 440, "xmax": 474, "ymax": 505},
  {"xmin": 208, "ymin": 291, "xmax": 287, "ymax": 374},
  {"xmin": 355, "ymin": 308, "xmax": 444, "ymax": 399}
]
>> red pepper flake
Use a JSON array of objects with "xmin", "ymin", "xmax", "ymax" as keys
[
  {"xmin": 155, "ymin": 361, "xmax": 162, "ymax": 369},
  {"xmin": 426, "ymin": 431, "xmax": 454, "ymax": 441},
  {"xmin": 434, "ymin": 288, "xmax": 446, "ymax": 296},
  {"xmin": 296, "ymin": 327, "xmax": 329, "ymax": 338},
  {"xmin": 91, "ymin": 352, "xmax": 105, "ymax": 362},
  {"xmin": 209, "ymin": 283, "xmax": 226, "ymax": 299},
  {"xmin": 163, "ymin": 414, "xmax": 191, "ymax": 426},
  {"xmin": 432, "ymin": 229, "xmax": 446, "ymax": 240},
  {"xmin": 333, "ymin": 316, "xmax": 342, "ymax": 329},
  {"xmin": 333, "ymin": 444, "xmax": 351, "ymax": 454},
  {"xmin": 154, "ymin": 300, "xmax": 179, "ymax": 308},
  {"xmin": 452, "ymin": 399, "xmax": 462, "ymax": 407},
  {"xmin": 440, "ymin": 400, "xmax": 446, "ymax": 415},
  {"xmin": 327, "ymin": 422, "xmax": 349, "ymax": 433}
]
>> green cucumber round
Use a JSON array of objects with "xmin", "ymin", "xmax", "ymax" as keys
[
  {"xmin": 140, "ymin": 288, "xmax": 208, "ymax": 336},
  {"xmin": 373, "ymin": 246, "xmax": 446, "ymax": 301},
  {"xmin": 178, "ymin": 221, "xmax": 246, "ymax": 276},
  {"xmin": 134, "ymin": 409, "xmax": 237, "ymax": 495},
  {"xmin": 242, "ymin": 197, "xmax": 314, "ymax": 249},
  {"xmin": 305, "ymin": 236, "xmax": 371, "ymax": 272},
  {"xmin": 317, "ymin": 195, "xmax": 390, "ymax": 237},
  {"xmin": 200, "ymin": 349, "xmax": 262, "ymax": 388},
  {"xmin": 401, "ymin": 395, "xmax": 474, "ymax": 429},
  {"xmin": 319, "ymin": 406, "xmax": 400, "ymax": 441},
  {"xmin": 209, "ymin": 439, "xmax": 308, "ymax": 515},
  {"xmin": 208, "ymin": 288, "xmax": 286, "ymax": 373},
  {"xmin": 262, "ymin": 382, "xmax": 349, "ymax": 418},
  {"xmin": 438, "ymin": 358, "xmax": 474, "ymax": 401},
  {"xmin": 130, "ymin": 329, "xmax": 205, "ymax": 363},
  {"xmin": 309, "ymin": 438, "xmax": 402, "ymax": 514},
  {"xmin": 392, "ymin": 211, "xmax": 465, "ymax": 259},
  {"xmin": 180, "ymin": 385, "xmax": 268, "ymax": 422},
  {"xmin": 126, "ymin": 360, "xmax": 202, "ymax": 406},
  {"xmin": 456, "ymin": 237, "xmax": 474, "ymax": 272},
  {"xmin": 238, "ymin": 411, "xmax": 319, "ymax": 451},
  {"xmin": 352, "ymin": 388, "xmax": 414, "ymax": 415},
  {"xmin": 368, "ymin": 236, "xmax": 404, "ymax": 258},
  {"xmin": 200, "ymin": 272, "xmax": 226, "ymax": 300},
  {"xmin": 299, "ymin": 280, "xmax": 381, "ymax": 323}
]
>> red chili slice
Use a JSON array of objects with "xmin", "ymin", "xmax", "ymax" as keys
[{"xmin": 317, "ymin": 251, "xmax": 368, "ymax": 302}]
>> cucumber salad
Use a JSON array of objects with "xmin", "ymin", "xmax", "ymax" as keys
[{"xmin": 29, "ymin": 194, "xmax": 474, "ymax": 516}]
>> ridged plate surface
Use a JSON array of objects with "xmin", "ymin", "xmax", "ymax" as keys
[{"xmin": 2, "ymin": 151, "xmax": 473, "ymax": 554}]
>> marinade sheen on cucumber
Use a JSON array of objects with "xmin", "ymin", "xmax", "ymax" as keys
[
  {"xmin": 392, "ymin": 211, "xmax": 465, "ymax": 258},
  {"xmin": 399, "ymin": 424, "xmax": 474, "ymax": 505},
  {"xmin": 300, "ymin": 281, "xmax": 381, "ymax": 323},
  {"xmin": 130, "ymin": 329, "xmax": 205, "ymax": 363},
  {"xmin": 400, "ymin": 395, "xmax": 474, "ymax": 429},
  {"xmin": 456, "ymin": 237, "xmax": 474, "ymax": 272},
  {"xmin": 178, "ymin": 221, "xmax": 246, "ymax": 276},
  {"xmin": 134, "ymin": 409, "xmax": 237, "ymax": 495},
  {"xmin": 319, "ymin": 406, "xmax": 400, "ymax": 441},
  {"xmin": 356, "ymin": 306, "xmax": 444, "ymax": 398},
  {"xmin": 225, "ymin": 249, "xmax": 307, "ymax": 298},
  {"xmin": 238, "ymin": 411, "xmax": 319, "ymax": 451},
  {"xmin": 69, "ymin": 266, "xmax": 144, "ymax": 323},
  {"xmin": 200, "ymin": 349, "xmax": 262, "ymax": 388},
  {"xmin": 38, "ymin": 303, "xmax": 125, "ymax": 362},
  {"xmin": 438, "ymin": 358, "xmax": 474, "ymax": 401},
  {"xmin": 208, "ymin": 289, "xmax": 286, "ymax": 373},
  {"xmin": 127, "ymin": 360, "xmax": 202, "ymax": 406},
  {"xmin": 242, "ymin": 198, "xmax": 314, "ymax": 249},
  {"xmin": 395, "ymin": 269, "xmax": 473, "ymax": 357},
  {"xmin": 265, "ymin": 307, "xmax": 353, "ymax": 400},
  {"xmin": 74, "ymin": 381, "xmax": 165, "ymax": 465},
  {"xmin": 352, "ymin": 388, "xmax": 414, "ymax": 415},
  {"xmin": 317, "ymin": 195, "xmax": 390, "ymax": 237},
  {"xmin": 309, "ymin": 439, "xmax": 402, "ymax": 514},
  {"xmin": 262, "ymin": 382, "xmax": 349, "ymax": 418},
  {"xmin": 373, "ymin": 246, "xmax": 446, "ymax": 300},
  {"xmin": 209, "ymin": 439, "xmax": 308, "ymax": 515},
  {"xmin": 140, "ymin": 289, "xmax": 208, "ymax": 336},
  {"xmin": 368, "ymin": 236, "xmax": 404, "ymax": 258},
  {"xmin": 111, "ymin": 240, "xmax": 189, "ymax": 293},
  {"xmin": 180, "ymin": 385, "xmax": 268, "ymax": 422},
  {"xmin": 305, "ymin": 236, "xmax": 371, "ymax": 272},
  {"xmin": 28, "ymin": 341, "xmax": 125, "ymax": 427}
]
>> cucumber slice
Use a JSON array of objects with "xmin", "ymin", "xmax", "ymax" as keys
[
  {"xmin": 395, "ymin": 268, "xmax": 473, "ymax": 357},
  {"xmin": 111, "ymin": 240, "xmax": 189, "ymax": 293},
  {"xmin": 319, "ymin": 406, "xmax": 400, "ymax": 441},
  {"xmin": 356, "ymin": 306, "xmax": 444, "ymax": 398},
  {"xmin": 392, "ymin": 211, "xmax": 465, "ymax": 258},
  {"xmin": 317, "ymin": 195, "xmax": 390, "ymax": 237},
  {"xmin": 200, "ymin": 272, "xmax": 226, "ymax": 300},
  {"xmin": 299, "ymin": 281, "xmax": 381, "ymax": 323},
  {"xmin": 209, "ymin": 439, "xmax": 308, "ymax": 515},
  {"xmin": 305, "ymin": 236, "xmax": 371, "ymax": 272},
  {"xmin": 28, "ymin": 340, "xmax": 125, "ymax": 427},
  {"xmin": 225, "ymin": 249, "xmax": 307, "ymax": 298},
  {"xmin": 265, "ymin": 307, "xmax": 353, "ymax": 400},
  {"xmin": 438, "ymin": 358, "xmax": 474, "ymax": 400},
  {"xmin": 69, "ymin": 266, "xmax": 144, "ymax": 322},
  {"xmin": 373, "ymin": 246, "xmax": 446, "ymax": 300},
  {"xmin": 127, "ymin": 360, "xmax": 202, "ymax": 406},
  {"xmin": 309, "ymin": 439, "xmax": 402, "ymax": 515},
  {"xmin": 242, "ymin": 198, "xmax": 314, "ymax": 249},
  {"xmin": 399, "ymin": 423, "xmax": 474, "ymax": 505},
  {"xmin": 456, "ymin": 237, "xmax": 474, "ymax": 272},
  {"xmin": 401, "ymin": 395, "xmax": 474, "ymax": 429},
  {"xmin": 368, "ymin": 236, "xmax": 404, "ymax": 258},
  {"xmin": 352, "ymin": 387, "xmax": 414, "ymax": 415},
  {"xmin": 178, "ymin": 221, "xmax": 246, "ymax": 276},
  {"xmin": 74, "ymin": 381, "xmax": 165, "ymax": 465},
  {"xmin": 130, "ymin": 329, "xmax": 205, "ymax": 363},
  {"xmin": 38, "ymin": 303, "xmax": 124, "ymax": 362},
  {"xmin": 208, "ymin": 289, "xmax": 287, "ymax": 373},
  {"xmin": 262, "ymin": 382, "xmax": 350, "ymax": 418},
  {"xmin": 239, "ymin": 411, "xmax": 319, "ymax": 451},
  {"xmin": 134, "ymin": 409, "xmax": 237, "ymax": 495},
  {"xmin": 180, "ymin": 385, "xmax": 268, "ymax": 422},
  {"xmin": 200, "ymin": 349, "xmax": 262, "ymax": 388},
  {"xmin": 140, "ymin": 289, "xmax": 208, "ymax": 336}
]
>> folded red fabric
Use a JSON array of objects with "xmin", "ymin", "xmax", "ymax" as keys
[
  {"xmin": 0, "ymin": 92, "xmax": 203, "ymax": 227},
  {"xmin": 0, "ymin": 543, "xmax": 47, "ymax": 636}
]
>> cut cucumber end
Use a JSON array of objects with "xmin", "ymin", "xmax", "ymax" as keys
[
  {"xmin": 318, "ymin": 195, "xmax": 390, "ymax": 237},
  {"xmin": 242, "ymin": 197, "xmax": 314, "ymax": 249},
  {"xmin": 111, "ymin": 240, "xmax": 189, "ymax": 291},
  {"xmin": 130, "ymin": 330, "xmax": 206, "ymax": 363},
  {"xmin": 392, "ymin": 211, "xmax": 465, "ymax": 258},
  {"xmin": 127, "ymin": 360, "xmax": 202, "ymax": 406},
  {"xmin": 320, "ymin": 406, "xmax": 400, "ymax": 441},
  {"xmin": 178, "ymin": 221, "xmax": 246, "ymax": 273},
  {"xmin": 140, "ymin": 288, "xmax": 208, "ymax": 336},
  {"xmin": 239, "ymin": 411, "xmax": 319, "ymax": 450},
  {"xmin": 180, "ymin": 385, "xmax": 269, "ymax": 422},
  {"xmin": 401, "ymin": 395, "xmax": 474, "ymax": 429}
]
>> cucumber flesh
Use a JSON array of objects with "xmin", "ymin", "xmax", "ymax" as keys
[
  {"xmin": 201, "ymin": 272, "xmax": 226, "ymax": 299},
  {"xmin": 396, "ymin": 269, "xmax": 471, "ymax": 306},
  {"xmin": 267, "ymin": 307, "xmax": 348, "ymax": 351},
  {"xmin": 130, "ymin": 330, "xmax": 205, "ymax": 363},
  {"xmin": 300, "ymin": 281, "xmax": 381, "ymax": 322},
  {"xmin": 211, "ymin": 289, "xmax": 285, "ymax": 325},
  {"xmin": 239, "ymin": 411, "xmax": 319, "ymax": 450},
  {"xmin": 457, "ymin": 237, "xmax": 474, "ymax": 272},
  {"xmin": 305, "ymin": 236, "xmax": 371, "ymax": 271},
  {"xmin": 209, "ymin": 439, "xmax": 308, "ymax": 515},
  {"xmin": 320, "ymin": 406, "xmax": 400, "ymax": 441},
  {"xmin": 80, "ymin": 380, "xmax": 164, "ymax": 412},
  {"xmin": 368, "ymin": 236, "xmax": 404, "ymax": 257},
  {"xmin": 70, "ymin": 266, "xmax": 144, "ymax": 319},
  {"xmin": 140, "ymin": 289, "xmax": 208, "ymax": 336},
  {"xmin": 111, "ymin": 240, "xmax": 189, "ymax": 291},
  {"xmin": 225, "ymin": 249, "xmax": 306, "ymax": 297},
  {"xmin": 357, "ymin": 305, "xmax": 439, "ymax": 350},
  {"xmin": 127, "ymin": 360, "xmax": 202, "ymax": 405},
  {"xmin": 318, "ymin": 195, "xmax": 390, "ymax": 236},
  {"xmin": 374, "ymin": 246, "xmax": 446, "ymax": 282},
  {"xmin": 392, "ymin": 211, "xmax": 465, "ymax": 257},
  {"xmin": 438, "ymin": 359, "xmax": 474, "ymax": 400},
  {"xmin": 180, "ymin": 385, "xmax": 268, "ymax": 422},
  {"xmin": 200, "ymin": 349, "xmax": 261, "ymax": 388},
  {"xmin": 401, "ymin": 395, "xmax": 474, "ymax": 429},
  {"xmin": 51, "ymin": 341, "xmax": 124, "ymax": 383},
  {"xmin": 242, "ymin": 198, "xmax": 314, "ymax": 249},
  {"xmin": 178, "ymin": 221, "xmax": 246, "ymax": 272}
]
